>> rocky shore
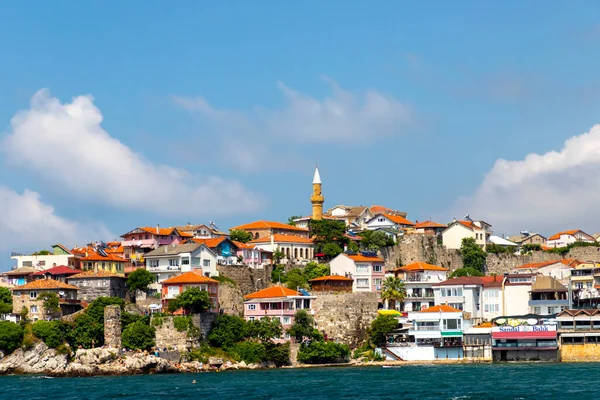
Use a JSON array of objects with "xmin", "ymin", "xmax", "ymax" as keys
[{"xmin": 0, "ymin": 343, "xmax": 281, "ymax": 377}]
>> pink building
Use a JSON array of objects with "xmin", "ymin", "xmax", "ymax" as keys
[
  {"xmin": 120, "ymin": 226, "xmax": 186, "ymax": 272},
  {"xmin": 234, "ymin": 241, "xmax": 273, "ymax": 268},
  {"xmin": 244, "ymin": 286, "xmax": 315, "ymax": 342},
  {"xmin": 329, "ymin": 253, "xmax": 386, "ymax": 296}
]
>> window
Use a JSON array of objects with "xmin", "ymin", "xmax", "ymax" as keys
[
  {"xmin": 149, "ymin": 259, "xmax": 159, "ymax": 268},
  {"xmin": 181, "ymin": 258, "xmax": 190, "ymax": 265},
  {"xmin": 168, "ymin": 286, "xmax": 180, "ymax": 297},
  {"xmin": 203, "ymin": 259, "xmax": 211, "ymax": 267},
  {"xmin": 443, "ymin": 319, "xmax": 461, "ymax": 330},
  {"xmin": 374, "ymin": 278, "xmax": 382, "ymax": 286},
  {"xmin": 441, "ymin": 288, "xmax": 463, "ymax": 297},
  {"xmin": 373, "ymin": 265, "xmax": 382, "ymax": 272},
  {"xmin": 485, "ymin": 290, "xmax": 499, "ymax": 298},
  {"xmin": 101, "ymin": 262, "xmax": 106, "ymax": 269},
  {"xmin": 534, "ymin": 307, "xmax": 541, "ymax": 314},
  {"xmin": 449, "ymin": 303, "xmax": 463, "ymax": 310},
  {"xmin": 356, "ymin": 264, "xmax": 368, "ymax": 273},
  {"xmin": 248, "ymin": 317, "xmax": 255, "ymax": 321},
  {"xmin": 356, "ymin": 278, "xmax": 369, "ymax": 288},
  {"xmin": 39, "ymin": 261, "xmax": 46, "ymax": 266},
  {"xmin": 378, "ymin": 218, "xmax": 385, "ymax": 222},
  {"xmin": 283, "ymin": 316, "xmax": 291, "ymax": 324},
  {"xmin": 169, "ymin": 259, "xmax": 178, "ymax": 267},
  {"xmin": 30, "ymin": 305, "xmax": 38, "ymax": 314},
  {"xmin": 30, "ymin": 291, "xmax": 38, "ymax": 299},
  {"xmin": 248, "ymin": 304, "xmax": 256, "ymax": 310},
  {"xmin": 23, "ymin": 261, "xmax": 32, "ymax": 267},
  {"xmin": 484, "ymin": 304, "xmax": 499, "ymax": 313}
]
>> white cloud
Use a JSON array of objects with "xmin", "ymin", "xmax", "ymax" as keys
[
  {"xmin": 2, "ymin": 89, "xmax": 261, "ymax": 217},
  {"xmin": 453, "ymin": 124, "xmax": 600, "ymax": 234},
  {"xmin": 0, "ymin": 186, "xmax": 110, "ymax": 253},
  {"xmin": 174, "ymin": 78, "xmax": 413, "ymax": 144}
]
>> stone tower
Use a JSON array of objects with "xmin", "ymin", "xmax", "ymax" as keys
[
  {"xmin": 104, "ymin": 305, "xmax": 122, "ymax": 349},
  {"xmin": 311, "ymin": 165, "xmax": 324, "ymax": 220}
]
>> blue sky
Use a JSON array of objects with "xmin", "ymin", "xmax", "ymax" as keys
[{"xmin": 2, "ymin": 1, "xmax": 600, "ymax": 269}]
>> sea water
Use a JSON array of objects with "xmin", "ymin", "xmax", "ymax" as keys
[{"xmin": 0, "ymin": 363, "xmax": 597, "ymax": 399}]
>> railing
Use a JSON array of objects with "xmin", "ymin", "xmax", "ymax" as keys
[
  {"xmin": 528, "ymin": 299, "xmax": 569, "ymax": 306},
  {"xmin": 411, "ymin": 325, "xmax": 440, "ymax": 331},
  {"xmin": 409, "ymin": 293, "xmax": 434, "ymax": 299},
  {"xmin": 147, "ymin": 265, "xmax": 181, "ymax": 272},
  {"xmin": 121, "ymin": 239, "xmax": 157, "ymax": 248}
]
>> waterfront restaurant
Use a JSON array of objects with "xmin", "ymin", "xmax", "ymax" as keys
[{"xmin": 491, "ymin": 315, "xmax": 558, "ymax": 362}]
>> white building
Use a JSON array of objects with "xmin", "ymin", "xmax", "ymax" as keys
[
  {"xmin": 546, "ymin": 230, "xmax": 595, "ymax": 248},
  {"xmin": 144, "ymin": 243, "xmax": 218, "ymax": 292},
  {"xmin": 392, "ymin": 262, "xmax": 448, "ymax": 312},
  {"xmin": 489, "ymin": 236, "xmax": 517, "ymax": 248},
  {"xmin": 248, "ymin": 234, "xmax": 315, "ymax": 264},
  {"xmin": 10, "ymin": 244, "xmax": 76, "ymax": 271},
  {"xmin": 384, "ymin": 305, "xmax": 467, "ymax": 361},
  {"xmin": 329, "ymin": 253, "xmax": 386, "ymax": 295},
  {"xmin": 512, "ymin": 260, "xmax": 573, "ymax": 285},
  {"xmin": 365, "ymin": 213, "xmax": 415, "ymax": 232},
  {"xmin": 441, "ymin": 219, "xmax": 492, "ymax": 250},
  {"xmin": 325, "ymin": 205, "xmax": 374, "ymax": 229}
]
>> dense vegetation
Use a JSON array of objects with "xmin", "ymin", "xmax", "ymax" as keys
[
  {"xmin": 270, "ymin": 262, "xmax": 330, "ymax": 288},
  {"xmin": 167, "ymin": 287, "xmax": 213, "ymax": 313},
  {"xmin": 229, "ymin": 229, "xmax": 254, "ymax": 243},
  {"xmin": 460, "ymin": 237, "xmax": 487, "ymax": 273},
  {"xmin": 449, "ymin": 267, "xmax": 484, "ymax": 278},
  {"xmin": 126, "ymin": 268, "xmax": 155, "ymax": 292},
  {"xmin": 293, "ymin": 309, "xmax": 350, "ymax": 364},
  {"xmin": 0, "ymin": 287, "xmax": 13, "ymax": 315}
]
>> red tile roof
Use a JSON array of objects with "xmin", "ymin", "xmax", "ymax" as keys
[
  {"xmin": 432, "ymin": 276, "xmax": 490, "ymax": 287},
  {"xmin": 30, "ymin": 266, "xmax": 82, "ymax": 276},
  {"xmin": 138, "ymin": 226, "xmax": 181, "ymax": 236},
  {"xmin": 383, "ymin": 214, "xmax": 414, "ymax": 226},
  {"xmin": 457, "ymin": 220, "xmax": 483, "ymax": 231},
  {"xmin": 232, "ymin": 241, "xmax": 254, "ymax": 250},
  {"xmin": 161, "ymin": 270, "xmax": 219, "ymax": 285},
  {"xmin": 189, "ymin": 237, "xmax": 228, "ymax": 248},
  {"xmin": 396, "ymin": 262, "xmax": 448, "ymax": 272},
  {"xmin": 347, "ymin": 254, "xmax": 385, "ymax": 263},
  {"xmin": 548, "ymin": 230, "xmax": 583, "ymax": 241},
  {"xmin": 68, "ymin": 270, "xmax": 125, "ymax": 279},
  {"xmin": 231, "ymin": 220, "xmax": 308, "ymax": 232},
  {"xmin": 244, "ymin": 286, "xmax": 300, "ymax": 299},
  {"xmin": 421, "ymin": 305, "xmax": 462, "ymax": 313},
  {"xmin": 14, "ymin": 279, "xmax": 79, "ymax": 291},
  {"xmin": 415, "ymin": 221, "xmax": 447, "ymax": 229},
  {"xmin": 249, "ymin": 234, "xmax": 314, "ymax": 244},
  {"xmin": 308, "ymin": 275, "xmax": 353, "ymax": 282}
]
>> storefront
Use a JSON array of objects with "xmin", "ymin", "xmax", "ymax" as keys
[{"xmin": 491, "ymin": 315, "xmax": 558, "ymax": 362}]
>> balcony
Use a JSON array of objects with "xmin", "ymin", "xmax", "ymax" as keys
[
  {"xmin": 147, "ymin": 265, "xmax": 182, "ymax": 272},
  {"xmin": 121, "ymin": 239, "xmax": 157, "ymax": 248},
  {"xmin": 528, "ymin": 299, "xmax": 569, "ymax": 307},
  {"xmin": 408, "ymin": 292, "xmax": 434, "ymax": 300},
  {"xmin": 412, "ymin": 325, "xmax": 440, "ymax": 331}
]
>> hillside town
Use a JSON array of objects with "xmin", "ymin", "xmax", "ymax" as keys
[{"xmin": 2, "ymin": 165, "xmax": 600, "ymax": 371}]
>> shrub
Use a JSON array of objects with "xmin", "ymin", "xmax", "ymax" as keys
[
  {"xmin": 32, "ymin": 320, "xmax": 64, "ymax": 348},
  {"xmin": 264, "ymin": 342, "xmax": 290, "ymax": 366},
  {"xmin": 522, "ymin": 244, "xmax": 542, "ymax": 252},
  {"xmin": 298, "ymin": 341, "xmax": 350, "ymax": 364},
  {"xmin": 56, "ymin": 343, "xmax": 72, "ymax": 356},
  {"xmin": 152, "ymin": 316, "xmax": 164, "ymax": 326},
  {"xmin": 174, "ymin": 316, "xmax": 192, "ymax": 332},
  {"xmin": 169, "ymin": 288, "xmax": 213, "ymax": 314},
  {"xmin": 122, "ymin": 321, "xmax": 156, "ymax": 351},
  {"xmin": 230, "ymin": 341, "xmax": 267, "ymax": 364},
  {"xmin": 368, "ymin": 315, "xmax": 398, "ymax": 347},
  {"xmin": 208, "ymin": 315, "xmax": 248, "ymax": 349},
  {"xmin": 126, "ymin": 268, "xmax": 155, "ymax": 292},
  {"xmin": 212, "ymin": 275, "xmax": 237, "ymax": 286},
  {"xmin": 0, "ymin": 321, "xmax": 24, "ymax": 354},
  {"xmin": 0, "ymin": 287, "xmax": 12, "ymax": 314}
]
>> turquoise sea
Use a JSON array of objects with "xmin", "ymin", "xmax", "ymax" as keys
[{"xmin": 1, "ymin": 364, "xmax": 597, "ymax": 399}]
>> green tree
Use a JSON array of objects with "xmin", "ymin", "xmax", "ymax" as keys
[
  {"xmin": 368, "ymin": 315, "xmax": 398, "ymax": 347},
  {"xmin": 449, "ymin": 267, "xmax": 485, "ymax": 278},
  {"xmin": 271, "ymin": 264, "xmax": 285, "ymax": 283},
  {"xmin": 0, "ymin": 321, "xmax": 24, "ymax": 354},
  {"xmin": 247, "ymin": 317, "xmax": 283, "ymax": 343},
  {"xmin": 230, "ymin": 229, "xmax": 254, "ymax": 243},
  {"xmin": 38, "ymin": 292, "xmax": 60, "ymax": 318},
  {"xmin": 323, "ymin": 242, "xmax": 343, "ymax": 258},
  {"xmin": 126, "ymin": 268, "xmax": 155, "ymax": 292},
  {"xmin": 460, "ymin": 237, "xmax": 487, "ymax": 273},
  {"xmin": 287, "ymin": 215, "xmax": 303, "ymax": 226},
  {"xmin": 304, "ymin": 262, "xmax": 330, "ymax": 281},
  {"xmin": 208, "ymin": 314, "xmax": 249, "ymax": 349},
  {"xmin": 348, "ymin": 241, "xmax": 360, "ymax": 253},
  {"xmin": 380, "ymin": 276, "xmax": 406, "ymax": 310},
  {"xmin": 122, "ymin": 321, "xmax": 156, "ymax": 351},
  {"xmin": 65, "ymin": 297, "xmax": 125, "ymax": 348},
  {"xmin": 230, "ymin": 341, "xmax": 267, "ymax": 363},
  {"xmin": 32, "ymin": 320, "xmax": 65, "ymax": 348},
  {"xmin": 298, "ymin": 341, "xmax": 350, "ymax": 364},
  {"xmin": 264, "ymin": 342, "xmax": 290, "ymax": 366},
  {"xmin": 0, "ymin": 287, "xmax": 13, "ymax": 315},
  {"xmin": 272, "ymin": 249, "xmax": 285, "ymax": 264},
  {"xmin": 287, "ymin": 309, "xmax": 321, "ymax": 342},
  {"xmin": 360, "ymin": 230, "xmax": 392, "ymax": 251},
  {"xmin": 309, "ymin": 219, "xmax": 348, "ymax": 253},
  {"xmin": 170, "ymin": 287, "xmax": 213, "ymax": 314},
  {"xmin": 285, "ymin": 269, "xmax": 308, "ymax": 290}
]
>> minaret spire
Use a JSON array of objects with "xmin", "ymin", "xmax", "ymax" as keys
[{"xmin": 311, "ymin": 163, "xmax": 324, "ymax": 220}]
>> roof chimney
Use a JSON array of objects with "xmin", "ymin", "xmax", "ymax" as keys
[{"xmin": 156, "ymin": 224, "xmax": 160, "ymax": 234}]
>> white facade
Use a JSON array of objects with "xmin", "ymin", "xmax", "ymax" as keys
[
  {"xmin": 512, "ymin": 262, "xmax": 572, "ymax": 284},
  {"xmin": 482, "ymin": 287, "xmax": 502, "ymax": 321},
  {"xmin": 442, "ymin": 221, "xmax": 491, "ymax": 250},
  {"xmin": 10, "ymin": 254, "xmax": 74, "ymax": 271},
  {"xmin": 365, "ymin": 215, "xmax": 403, "ymax": 231},
  {"xmin": 250, "ymin": 238, "xmax": 314, "ymax": 264},
  {"xmin": 434, "ymin": 284, "xmax": 482, "ymax": 319},
  {"xmin": 145, "ymin": 244, "xmax": 218, "ymax": 292},
  {"xmin": 546, "ymin": 231, "xmax": 595, "ymax": 248},
  {"xmin": 329, "ymin": 253, "xmax": 385, "ymax": 293},
  {"xmin": 397, "ymin": 267, "xmax": 448, "ymax": 312},
  {"xmin": 504, "ymin": 281, "xmax": 532, "ymax": 316}
]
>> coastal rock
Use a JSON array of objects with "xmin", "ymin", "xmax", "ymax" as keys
[
  {"xmin": 0, "ymin": 342, "xmax": 68, "ymax": 374},
  {"xmin": 208, "ymin": 357, "xmax": 223, "ymax": 366}
]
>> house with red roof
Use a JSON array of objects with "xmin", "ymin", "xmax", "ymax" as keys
[
  {"xmin": 11, "ymin": 278, "xmax": 81, "ymax": 321},
  {"xmin": 71, "ymin": 246, "xmax": 126, "ymax": 275},
  {"xmin": 384, "ymin": 304, "xmax": 465, "ymax": 361},
  {"xmin": 187, "ymin": 237, "xmax": 240, "ymax": 266},
  {"xmin": 329, "ymin": 252, "xmax": 385, "ymax": 297},
  {"xmin": 392, "ymin": 262, "xmax": 449, "ymax": 311},
  {"xmin": 308, "ymin": 275, "xmax": 353, "ymax": 292},
  {"xmin": 545, "ymin": 229, "xmax": 595, "ymax": 248},
  {"xmin": 513, "ymin": 260, "xmax": 573, "ymax": 283},
  {"xmin": 30, "ymin": 266, "xmax": 83, "ymax": 283},
  {"xmin": 247, "ymin": 234, "xmax": 315, "ymax": 265},
  {"xmin": 441, "ymin": 218, "xmax": 493, "ymax": 250},
  {"xmin": 230, "ymin": 220, "xmax": 309, "ymax": 241},
  {"xmin": 234, "ymin": 241, "xmax": 273, "ymax": 268},
  {"xmin": 120, "ymin": 226, "xmax": 186, "ymax": 272},
  {"xmin": 160, "ymin": 270, "xmax": 219, "ymax": 313},
  {"xmin": 365, "ymin": 213, "xmax": 415, "ymax": 242},
  {"xmin": 243, "ymin": 286, "xmax": 315, "ymax": 341},
  {"xmin": 414, "ymin": 221, "xmax": 447, "ymax": 237}
]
